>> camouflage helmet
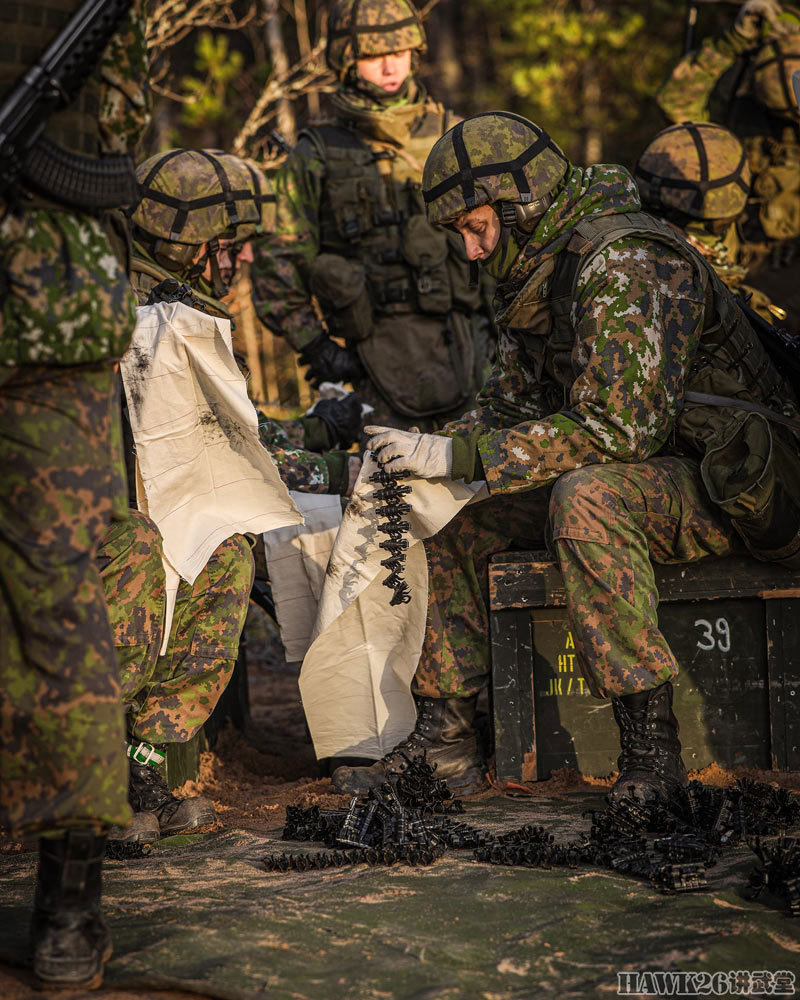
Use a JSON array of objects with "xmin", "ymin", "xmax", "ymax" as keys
[
  {"xmin": 422, "ymin": 112, "xmax": 569, "ymax": 228},
  {"xmin": 326, "ymin": 0, "xmax": 426, "ymax": 77},
  {"xmin": 634, "ymin": 122, "xmax": 751, "ymax": 221},
  {"xmin": 132, "ymin": 149, "xmax": 271, "ymax": 245},
  {"xmin": 752, "ymin": 38, "xmax": 800, "ymax": 118}
]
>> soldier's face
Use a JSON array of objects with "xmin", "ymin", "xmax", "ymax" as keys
[
  {"xmin": 356, "ymin": 49, "xmax": 412, "ymax": 93},
  {"xmin": 453, "ymin": 205, "xmax": 501, "ymax": 261},
  {"xmin": 198, "ymin": 239, "xmax": 254, "ymax": 285}
]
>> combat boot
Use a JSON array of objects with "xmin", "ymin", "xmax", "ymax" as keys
[
  {"xmin": 29, "ymin": 829, "xmax": 111, "ymax": 989},
  {"xmin": 107, "ymin": 812, "xmax": 160, "ymax": 844},
  {"xmin": 127, "ymin": 740, "xmax": 216, "ymax": 836},
  {"xmin": 331, "ymin": 695, "xmax": 485, "ymax": 796},
  {"xmin": 609, "ymin": 681, "xmax": 688, "ymax": 804}
]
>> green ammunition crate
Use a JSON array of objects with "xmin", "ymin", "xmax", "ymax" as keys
[{"xmin": 489, "ymin": 552, "xmax": 800, "ymax": 783}]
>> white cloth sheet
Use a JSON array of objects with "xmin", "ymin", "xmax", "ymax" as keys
[
  {"xmin": 299, "ymin": 452, "xmax": 487, "ymax": 760},
  {"xmin": 121, "ymin": 301, "xmax": 303, "ymax": 650},
  {"xmin": 262, "ymin": 492, "xmax": 343, "ymax": 662}
]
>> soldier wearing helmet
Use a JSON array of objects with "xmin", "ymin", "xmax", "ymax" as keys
[
  {"xmin": 657, "ymin": 0, "xmax": 800, "ymax": 329},
  {"xmin": 634, "ymin": 121, "xmax": 785, "ymax": 323},
  {"xmin": 98, "ymin": 149, "xmax": 363, "ymax": 847},
  {"xmin": 130, "ymin": 148, "xmax": 363, "ymax": 491},
  {"xmin": 250, "ymin": 0, "xmax": 494, "ymax": 438},
  {"xmin": 332, "ymin": 111, "xmax": 800, "ymax": 805}
]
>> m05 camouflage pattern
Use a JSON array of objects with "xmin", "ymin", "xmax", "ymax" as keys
[
  {"xmin": 414, "ymin": 459, "xmax": 738, "ymax": 702},
  {"xmin": 97, "ymin": 512, "xmax": 254, "ymax": 745},
  {"xmin": 0, "ymin": 0, "xmax": 149, "ymax": 837},
  {"xmin": 0, "ymin": 363, "xmax": 131, "ymax": 838}
]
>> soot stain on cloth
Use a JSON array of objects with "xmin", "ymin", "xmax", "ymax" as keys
[{"xmin": 123, "ymin": 345, "xmax": 152, "ymax": 416}]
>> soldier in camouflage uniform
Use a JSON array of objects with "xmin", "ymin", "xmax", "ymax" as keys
[
  {"xmin": 103, "ymin": 149, "xmax": 363, "ymax": 846},
  {"xmin": 657, "ymin": 0, "xmax": 800, "ymax": 330},
  {"xmin": 332, "ymin": 112, "xmax": 800, "ymax": 804},
  {"xmin": 251, "ymin": 0, "xmax": 495, "ymax": 437},
  {"xmin": 633, "ymin": 120, "xmax": 784, "ymax": 322},
  {"xmin": 0, "ymin": 0, "xmax": 149, "ymax": 988},
  {"xmin": 131, "ymin": 148, "xmax": 363, "ymax": 494}
]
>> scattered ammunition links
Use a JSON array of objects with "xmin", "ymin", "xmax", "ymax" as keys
[{"xmin": 269, "ymin": 758, "xmax": 800, "ymax": 912}]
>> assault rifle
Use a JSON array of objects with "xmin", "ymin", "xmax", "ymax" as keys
[{"xmin": 0, "ymin": 0, "xmax": 138, "ymax": 209}]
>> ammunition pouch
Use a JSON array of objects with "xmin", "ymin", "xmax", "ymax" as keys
[
  {"xmin": 402, "ymin": 214, "xmax": 451, "ymax": 314},
  {"xmin": 24, "ymin": 138, "xmax": 139, "ymax": 213},
  {"xmin": 701, "ymin": 410, "xmax": 800, "ymax": 567},
  {"xmin": 357, "ymin": 311, "xmax": 475, "ymax": 419},
  {"xmin": 310, "ymin": 254, "xmax": 373, "ymax": 342}
]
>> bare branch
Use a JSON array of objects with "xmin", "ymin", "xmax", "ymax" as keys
[
  {"xmin": 233, "ymin": 39, "xmax": 335, "ymax": 157},
  {"xmin": 418, "ymin": 0, "xmax": 442, "ymax": 19}
]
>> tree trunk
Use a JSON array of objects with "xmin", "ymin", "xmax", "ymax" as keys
[
  {"xmin": 294, "ymin": 0, "xmax": 320, "ymax": 119},
  {"xmin": 264, "ymin": 0, "xmax": 296, "ymax": 144},
  {"xmin": 580, "ymin": 0, "xmax": 603, "ymax": 165}
]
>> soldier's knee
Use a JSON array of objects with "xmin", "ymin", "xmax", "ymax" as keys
[
  {"xmin": 550, "ymin": 468, "xmax": 604, "ymax": 527},
  {"xmin": 549, "ymin": 466, "xmax": 628, "ymax": 544},
  {"xmin": 210, "ymin": 534, "xmax": 255, "ymax": 595}
]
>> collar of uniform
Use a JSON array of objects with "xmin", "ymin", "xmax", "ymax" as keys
[
  {"xmin": 499, "ymin": 162, "xmax": 642, "ymax": 291},
  {"xmin": 330, "ymin": 77, "xmax": 430, "ymax": 146}
]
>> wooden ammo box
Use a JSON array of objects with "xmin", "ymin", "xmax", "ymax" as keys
[{"xmin": 489, "ymin": 552, "xmax": 800, "ymax": 783}]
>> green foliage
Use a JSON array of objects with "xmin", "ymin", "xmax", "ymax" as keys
[
  {"xmin": 472, "ymin": 0, "xmax": 685, "ymax": 167},
  {"xmin": 180, "ymin": 32, "xmax": 245, "ymax": 128}
]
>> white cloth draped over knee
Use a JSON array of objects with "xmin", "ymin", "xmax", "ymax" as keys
[
  {"xmin": 299, "ymin": 452, "xmax": 487, "ymax": 760},
  {"xmin": 121, "ymin": 301, "xmax": 303, "ymax": 650}
]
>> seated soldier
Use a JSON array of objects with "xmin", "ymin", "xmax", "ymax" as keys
[
  {"xmin": 103, "ymin": 150, "xmax": 361, "ymax": 843},
  {"xmin": 332, "ymin": 112, "xmax": 800, "ymax": 804},
  {"xmin": 633, "ymin": 120, "xmax": 788, "ymax": 323}
]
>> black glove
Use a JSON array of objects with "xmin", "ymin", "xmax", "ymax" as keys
[
  {"xmin": 311, "ymin": 394, "xmax": 364, "ymax": 450},
  {"xmin": 298, "ymin": 333, "xmax": 365, "ymax": 388}
]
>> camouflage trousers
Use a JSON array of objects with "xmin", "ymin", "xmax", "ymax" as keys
[
  {"xmin": 0, "ymin": 362, "xmax": 131, "ymax": 838},
  {"xmin": 414, "ymin": 456, "xmax": 739, "ymax": 702},
  {"xmin": 96, "ymin": 511, "xmax": 254, "ymax": 744}
]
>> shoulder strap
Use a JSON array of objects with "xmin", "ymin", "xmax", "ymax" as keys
[{"xmin": 556, "ymin": 210, "xmax": 712, "ymax": 304}]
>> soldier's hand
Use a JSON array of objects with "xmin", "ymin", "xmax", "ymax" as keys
[
  {"xmin": 298, "ymin": 333, "xmax": 365, "ymax": 388},
  {"xmin": 735, "ymin": 0, "xmax": 790, "ymax": 40},
  {"xmin": 366, "ymin": 425, "xmax": 453, "ymax": 479},
  {"xmin": 311, "ymin": 393, "xmax": 363, "ymax": 449}
]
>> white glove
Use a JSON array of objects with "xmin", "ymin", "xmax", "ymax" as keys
[
  {"xmin": 365, "ymin": 425, "xmax": 453, "ymax": 479},
  {"xmin": 735, "ymin": 0, "xmax": 790, "ymax": 40}
]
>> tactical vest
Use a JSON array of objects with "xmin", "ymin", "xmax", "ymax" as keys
[
  {"xmin": 0, "ymin": 0, "xmax": 102, "ymax": 156},
  {"xmin": 496, "ymin": 210, "xmax": 800, "ymax": 566},
  {"xmin": 301, "ymin": 104, "xmax": 485, "ymax": 419}
]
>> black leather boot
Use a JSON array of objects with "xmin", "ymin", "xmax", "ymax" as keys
[
  {"xmin": 29, "ymin": 829, "xmax": 111, "ymax": 989},
  {"xmin": 331, "ymin": 695, "xmax": 485, "ymax": 796},
  {"xmin": 128, "ymin": 746, "xmax": 216, "ymax": 836},
  {"xmin": 609, "ymin": 681, "xmax": 688, "ymax": 804}
]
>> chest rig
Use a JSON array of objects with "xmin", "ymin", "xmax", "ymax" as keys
[{"xmin": 301, "ymin": 105, "xmax": 484, "ymax": 419}]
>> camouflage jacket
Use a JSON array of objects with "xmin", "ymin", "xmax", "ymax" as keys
[
  {"xmin": 444, "ymin": 164, "xmax": 712, "ymax": 494},
  {"xmin": 129, "ymin": 245, "xmax": 351, "ymax": 495},
  {"xmin": 0, "ymin": 0, "xmax": 150, "ymax": 375},
  {"xmin": 657, "ymin": 27, "xmax": 800, "ymax": 247}
]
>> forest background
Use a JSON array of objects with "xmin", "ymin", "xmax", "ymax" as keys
[{"xmin": 145, "ymin": 0, "xmax": 736, "ymax": 409}]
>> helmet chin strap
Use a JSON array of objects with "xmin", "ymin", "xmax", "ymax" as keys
[{"xmin": 185, "ymin": 237, "xmax": 230, "ymax": 297}]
